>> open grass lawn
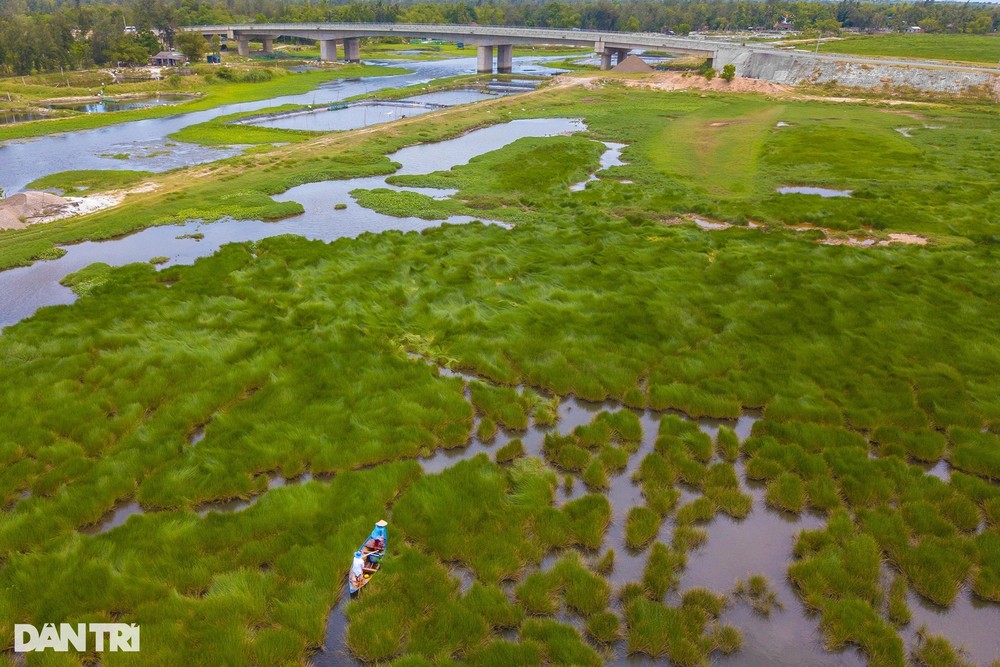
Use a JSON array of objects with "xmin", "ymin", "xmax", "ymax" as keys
[
  {"xmin": 816, "ymin": 33, "xmax": 1000, "ymax": 65},
  {"xmin": 1, "ymin": 75, "xmax": 999, "ymax": 664}
]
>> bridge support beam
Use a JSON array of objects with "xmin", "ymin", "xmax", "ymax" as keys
[
  {"xmin": 496, "ymin": 44, "xmax": 513, "ymax": 73},
  {"xmin": 237, "ymin": 37, "xmax": 250, "ymax": 57},
  {"xmin": 319, "ymin": 39, "xmax": 338, "ymax": 62},
  {"xmin": 477, "ymin": 45, "xmax": 494, "ymax": 74},
  {"xmin": 262, "ymin": 36, "xmax": 274, "ymax": 55},
  {"xmin": 343, "ymin": 37, "xmax": 361, "ymax": 63},
  {"xmin": 615, "ymin": 48, "xmax": 629, "ymax": 65},
  {"xmin": 600, "ymin": 49, "xmax": 613, "ymax": 70}
]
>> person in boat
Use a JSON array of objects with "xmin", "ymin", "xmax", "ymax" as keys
[{"xmin": 349, "ymin": 550, "xmax": 365, "ymax": 590}]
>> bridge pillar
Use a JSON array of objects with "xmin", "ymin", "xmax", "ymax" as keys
[
  {"xmin": 343, "ymin": 37, "xmax": 361, "ymax": 63},
  {"xmin": 615, "ymin": 48, "xmax": 630, "ymax": 65},
  {"xmin": 477, "ymin": 45, "xmax": 494, "ymax": 73},
  {"xmin": 600, "ymin": 49, "xmax": 613, "ymax": 70},
  {"xmin": 237, "ymin": 37, "xmax": 250, "ymax": 57},
  {"xmin": 496, "ymin": 44, "xmax": 513, "ymax": 73},
  {"xmin": 262, "ymin": 37, "xmax": 275, "ymax": 55},
  {"xmin": 319, "ymin": 39, "xmax": 338, "ymax": 62}
]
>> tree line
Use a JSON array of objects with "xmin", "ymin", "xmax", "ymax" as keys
[{"xmin": 1, "ymin": 0, "xmax": 998, "ymax": 76}]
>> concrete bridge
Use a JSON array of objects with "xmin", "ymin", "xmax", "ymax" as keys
[{"xmin": 183, "ymin": 23, "xmax": 755, "ymax": 73}]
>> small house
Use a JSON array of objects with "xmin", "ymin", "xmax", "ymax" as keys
[{"xmin": 150, "ymin": 51, "xmax": 185, "ymax": 67}]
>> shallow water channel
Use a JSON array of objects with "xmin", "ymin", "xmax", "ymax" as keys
[
  {"xmin": 309, "ymin": 364, "xmax": 999, "ymax": 666},
  {"xmin": 0, "ymin": 116, "xmax": 585, "ymax": 329},
  {"xmin": 0, "ymin": 57, "xmax": 564, "ymax": 195}
]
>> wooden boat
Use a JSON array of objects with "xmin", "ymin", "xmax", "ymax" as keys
[{"xmin": 348, "ymin": 519, "xmax": 387, "ymax": 595}]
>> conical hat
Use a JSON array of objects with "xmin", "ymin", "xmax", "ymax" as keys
[{"xmin": 376, "ymin": 520, "xmax": 388, "ymax": 527}]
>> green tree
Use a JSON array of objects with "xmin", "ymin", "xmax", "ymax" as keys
[
  {"xmin": 721, "ymin": 63, "xmax": 736, "ymax": 81},
  {"xmin": 174, "ymin": 31, "xmax": 207, "ymax": 63},
  {"xmin": 622, "ymin": 15, "xmax": 641, "ymax": 32},
  {"xmin": 474, "ymin": 5, "xmax": 505, "ymax": 26}
]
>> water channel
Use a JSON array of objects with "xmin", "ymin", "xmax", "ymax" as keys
[
  {"xmin": 0, "ymin": 116, "xmax": 585, "ymax": 329},
  {"xmin": 0, "ymin": 56, "xmax": 564, "ymax": 195}
]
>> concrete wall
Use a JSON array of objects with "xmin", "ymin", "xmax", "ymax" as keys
[{"xmin": 741, "ymin": 51, "xmax": 1000, "ymax": 98}]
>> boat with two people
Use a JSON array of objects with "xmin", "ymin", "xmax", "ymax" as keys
[{"xmin": 348, "ymin": 519, "xmax": 387, "ymax": 595}]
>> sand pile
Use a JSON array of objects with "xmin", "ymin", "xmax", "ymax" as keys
[
  {"xmin": 613, "ymin": 55, "xmax": 653, "ymax": 73},
  {"xmin": 0, "ymin": 192, "xmax": 70, "ymax": 230}
]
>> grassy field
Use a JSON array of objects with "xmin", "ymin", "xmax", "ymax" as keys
[
  {"xmin": 815, "ymin": 33, "xmax": 1000, "ymax": 65},
  {"xmin": 0, "ymin": 73, "xmax": 999, "ymax": 665}
]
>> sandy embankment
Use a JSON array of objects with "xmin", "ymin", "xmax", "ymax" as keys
[{"xmin": 0, "ymin": 183, "xmax": 158, "ymax": 230}]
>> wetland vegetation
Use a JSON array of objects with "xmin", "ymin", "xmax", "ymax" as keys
[{"xmin": 1, "ymin": 56, "xmax": 1000, "ymax": 667}]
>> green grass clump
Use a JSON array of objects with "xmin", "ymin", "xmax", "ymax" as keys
[
  {"xmin": 26, "ymin": 169, "xmax": 154, "ymax": 195},
  {"xmin": 643, "ymin": 542, "xmax": 685, "ymax": 600},
  {"xmin": 598, "ymin": 444, "xmax": 629, "ymax": 473},
  {"xmin": 734, "ymin": 574, "xmax": 782, "ymax": 616},
  {"xmin": 790, "ymin": 511, "xmax": 906, "ymax": 665},
  {"xmin": 948, "ymin": 428, "xmax": 1000, "ymax": 480},
  {"xmin": 819, "ymin": 597, "xmax": 906, "ymax": 667},
  {"xmin": 520, "ymin": 618, "xmax": 601, "ymax": 667},
  {"xmin": 971, "ymin": 530, "xmax": 1000, "ymax": 602},
  {"xmin": 625, "ymin": 506, "xmax": 662, "ymax": 550},
  {"xmin": 585, "ymin": 610, "xmax": 620, "ymax": 644},
  {"xmin": 766, "ymin": 472, "xmax": 806, "ymax": 514},
  {"xmin": 622, "ymin": 589, "xmax": 736, "ymax": 665},
  {"xmin": 912, "ymin": 628, "xmax": 974, "ymax": 667},
  {"xmin": 476, "ymin": 417, "xmax": 497, "ymax": 442},
  {"xmin": 560, "ymin": 494, "xmax": 612, "ymax": 550},
  {"xmin": 582, "ymin": 459, "xmax": 608, "ymax": 491},
  {"xmin": 636, "ymin": 452, "xmax": 678, "ymax": 505},
  {"xmin": 543, "ymin": 433, "xmax": 590, "ymax": 472},
  {"xmin": 393, "ymin": 456, "xmax": 556, "ymax": 582},
  {"xmin": 59, "ymin": 261, "xmax": 115, "ymax": 297},
  {"xmin": 469, "ymin": 381, "xmax": 534, "ymax": 431},
  {"xmin": 149, "ymin": 256, "xmax": 169, "ymax": 265},
  {"xmin": 675, "ymin": 497, "xmax": 716, "ymax": 526},
  {"xmin": 495, "ymin": 438, "xmax": 524, "ymax": 464},
  {"xmin": 532, "ymin": 397, "xmax": 560, "ymax": 427},
  {"xmin": 594, "ymin": 549, "xmax": 614, "ymax": 576},
  {"xmin": 873, "ymin": 426, "xmax": 947, "ymax": 463},
  {"xmin": 887, "ymin": 573, "xmax": 911, "ymax": 626},
  {"xmin": 465, "ymin": 639, "xmax": 542, "ymax": 666},
  {"xmin": 716, "ymin": 425, "xmax": 739, "ymax": 461},
  {"xmin": 658, "ymin": 415, "xmax": 714, "ymax": 463},
  {"xmin": 672, "ymin": 525, "xmax": 708, "ymax": 553}
]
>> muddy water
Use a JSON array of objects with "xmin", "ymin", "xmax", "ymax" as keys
[{"xmin": 0, "ymin": 117, "xmax": 584, "ymax": 329}]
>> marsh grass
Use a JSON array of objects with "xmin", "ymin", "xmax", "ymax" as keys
[
  {"xmin": 4, "ymin": 80, "xmax": 1000, "ymax": 664},
  {"xmin": 470, "ymin": 381, "xmax": 534, "ymax": 431},
  {"xmin": 495, "ymin": 438, "xmax": 524, "ymax": 464},
  {"xmin": 623, "ymin": 587, "xmax": 736, "ymax": 665},
  {"xmin": 734, "ymin": 574, "xmax": 782, "ymax": 616},
  {"xmin": 643, "ymin": 542, "xmax": 685, "ymax": 600},
  {"xmin": 26, "ymin": 169, "xmax": 153, "ymax": 195},
  {"xmin": 520, "ymin": 618, "xmax": 601, "ymax": 667},
  {"xmin": 625, "ymin": 506, "xmax": 662, "ymax": 550},
  {"xmin": 765, "ymin": 472, "xmax": 806, "ymax": 515},
  {"xmin": 585, "ymin": 610, "xmax": 620, "ymax": 644},
  {"xmin": 887, "ymin": 573, "xmax": 911, "ymax": 626},
  {"xmin": 912, "ymin": 627, "xmax": 974, "ymax": 667}
]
